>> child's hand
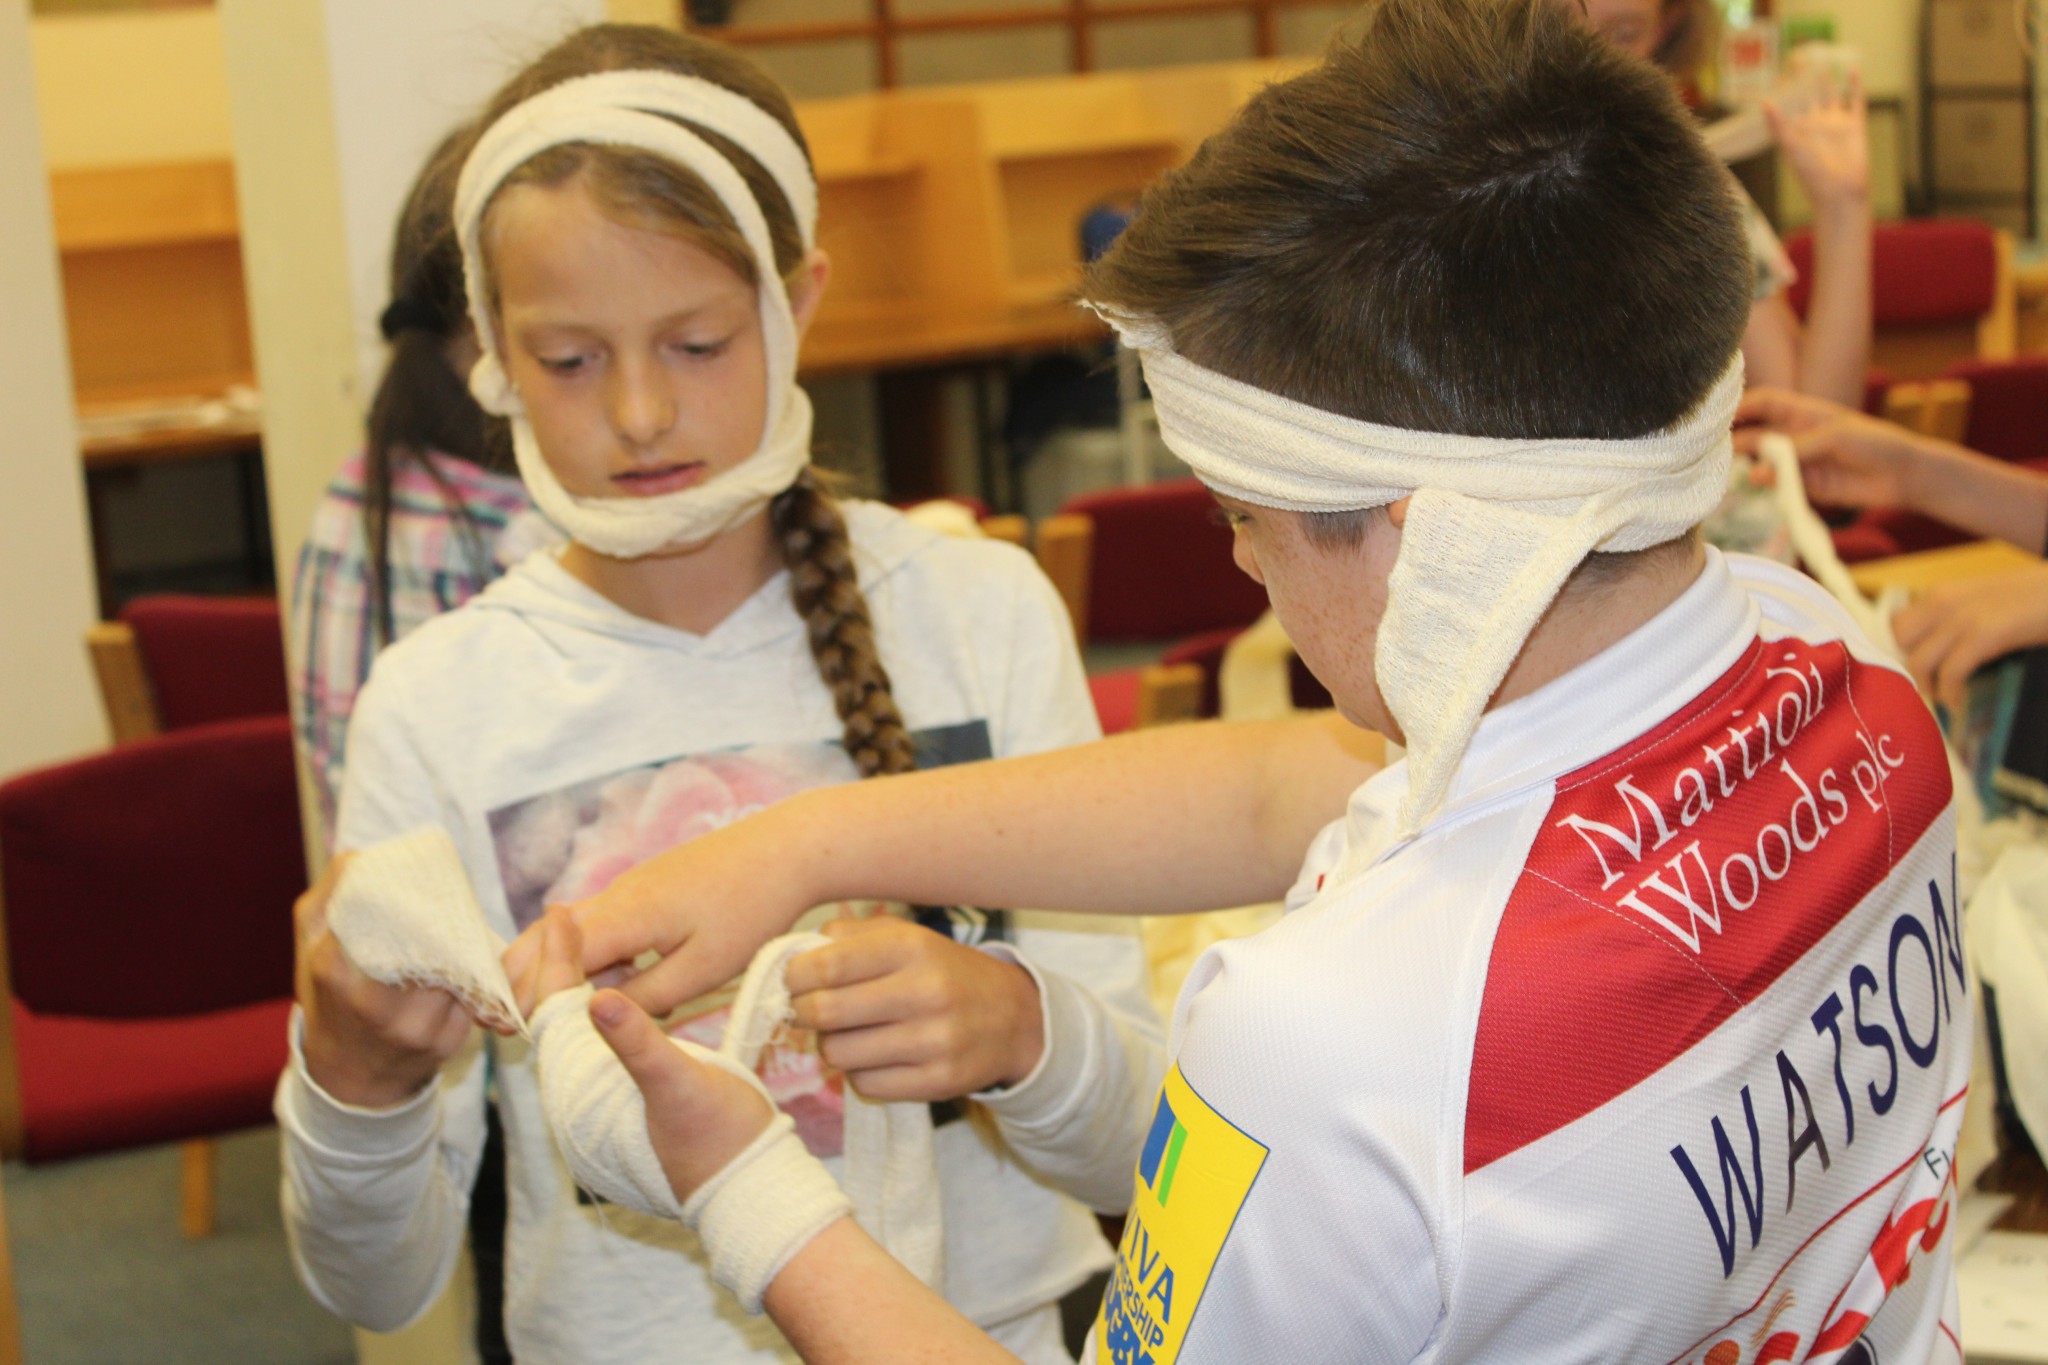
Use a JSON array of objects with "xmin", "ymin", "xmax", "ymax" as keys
[
  {"xmin": 296, "ymin": 853, "xmax": 473, "ymax": 1109},
  {"xmin": 511, "ymin": 904, "xmax": 588, "ymax": 1019},
  {"xmin": 1892, "ymin": 563, "xmax": 2048, "ymax": 712},
  {"xmin": 505, "ymin": 806, "xmax": 823, "ymax": 1017},
  {"xmin": 587, "ymin": 988, "xmax": 777, "ymax": 1202},
  {"xmin": 1735, "ymin": 387, "xmax": 1923, "ymax": 510},
  {"xmin": 1768, "ymin": 67, "xmax": 1868, "ymax": 209},
  {"xmin": 785, "ymin": 917, "xmax": 1046, "ymax": 1101}
]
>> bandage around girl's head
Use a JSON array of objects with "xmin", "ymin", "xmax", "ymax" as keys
[
  {"xmin": 1098, "ymin": 310, "xmax": 1741, "ymax": 836},
  {"xmin": 455, "ymin": 70, "xmax": 819, "ymax": 558}
]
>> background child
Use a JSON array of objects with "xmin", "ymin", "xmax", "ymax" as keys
[
  {"xmin": 278, "ymin": 25, "xmax": 1160, "ymax": 1365},
  {"xmin": 1579, "ymin": 0, "xmax": 1874, "ymax": 408},
  {"xmin": 290, "ymin": 127, "xmax": 537, "ymax": 830}
]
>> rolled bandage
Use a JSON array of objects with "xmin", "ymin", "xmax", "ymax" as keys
[{"xmin": 1097, "ymin": 307, "xmax": 1741, "ymax": 835}]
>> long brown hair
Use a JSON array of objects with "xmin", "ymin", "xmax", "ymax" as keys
[
  {"xmin": 473, "ymin": 25, "xmax": 915, "ymax": 778},
  {"xmin": 363, "ymin": 127, "xmax": 513, "ymax": 648}
]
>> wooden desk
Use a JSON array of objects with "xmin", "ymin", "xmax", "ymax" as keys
[
  {"xmin": 801, "ymin": 297, "xmax": 1104, "ymax": 377},
  {"xmin": 1848, "ymin": 540, "xmax": 2040, "ymax": 597}
]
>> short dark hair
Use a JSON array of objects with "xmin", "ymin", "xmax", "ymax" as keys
[{"xmin": 1086, "ymin": 0, "xmax": 1750, "ymax": 444}]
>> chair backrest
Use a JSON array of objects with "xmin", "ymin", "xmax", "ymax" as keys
[
  {"xmin": 1786, "ymin": 219, "xmax": 2016, "ymax": 379},
  {"xmin": 117, "ymin": 595, "xmax": 288, "ymax": 733},
  {"xmin": 1944, "ymin": 356, "xmax": 2048, "ymax": 466},
  {"xmin": 1057, "ymin": 478, "xmax": 1269, "ymax": 643},
  {"xmin": 0, "ymin": 715, "xmax": 303, "ymax": 1021}
]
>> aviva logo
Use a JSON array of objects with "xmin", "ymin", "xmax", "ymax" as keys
[
  {"xmin": 1096, "ymin": 1066, "xmax": 1267, "ymax": 1365},
  {"xmin": 1138, "ymin": 1095, "xmax": 1189, "ymax": 1205}
]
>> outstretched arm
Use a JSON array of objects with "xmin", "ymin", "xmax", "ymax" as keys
[
  {"xmin": 1770, "ymin": 69, "xmax": 1873, "ymax": 408},
  {"xmin": 517, "ymin": 711, "xmax": 1380, "ymax": 1015},
  {"xmin": 1736, "ymin": 387, "xmax": 2048, "ymax": 549}
]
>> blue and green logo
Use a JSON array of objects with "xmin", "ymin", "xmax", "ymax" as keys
[{"xmin": 1138, "ymin": 1094, "xmax": 1189, "ymax": 1206}]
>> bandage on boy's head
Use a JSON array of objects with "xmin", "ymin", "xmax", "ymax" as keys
[{"xmin": 1085, "ymin": 0, "xmax": 1751, "ymax": 835}]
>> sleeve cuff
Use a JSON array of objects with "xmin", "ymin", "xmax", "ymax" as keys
[
  {"xmin": 278, "ymin": 1006, "xmax": 442, "ymax": 1161},
  {"xmin": 968, "ymin": 944, "xmax": 1094, "ymax": 1129}
]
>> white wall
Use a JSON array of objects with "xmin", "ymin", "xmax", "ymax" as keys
[
  {"xmin": 0, "ymin": 0, "xmax": 106, "ymax": 778},
  {"xmin": 322, "ymin": 0, "xmax": 602, "ymax": 400}
]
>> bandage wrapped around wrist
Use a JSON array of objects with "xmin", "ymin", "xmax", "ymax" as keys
[
  {"xmin": 532, "ymin": 933, "xmax": 946, "ymax": 1309},
  {"xmin": 531, "ymin": 984, "xmax": 850, "ymax": 1311}
]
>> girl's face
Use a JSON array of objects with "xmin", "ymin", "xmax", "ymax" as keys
[
  {"xmin": 487, "ymin": 175, "xmax": 777, "ymax": 502},
  {"xmin": 1578, "ymin": 0, "xmax": 1668, "ymax": 62}
]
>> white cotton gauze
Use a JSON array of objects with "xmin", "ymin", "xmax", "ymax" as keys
[
  {"xmin": 721, "ymin": 933, "xmax": 946, "ymax": 1295},
  {"xmin": 327, "ymin": 827, "xmax": 525, "ymax": 1036},
  {"xmin": 453, "ymin": 71, "xmax": 818, "ymax": 559},
  {"xmin": 1757, "ymin": 432, "xmax": 1907, "ymax": 659},
  {"xmin": 531, "ymin": 932, "xmax": 944, "ymax": 1309},
  {"xmin": 1097, "ymin": 306, "xmax": 1741, "ymax": 837}
]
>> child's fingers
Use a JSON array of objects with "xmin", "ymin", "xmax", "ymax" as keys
[
  {"xmin": 785, "ymin": 921, "xmax": 915, "ymax": 999},
  {"xmin": 589, "ymin": 988, "xmax": 701, "ymax": 1112},
  {"xmin": 534, "ymin": 905, "xmax": 588, "ymax": 1001}
]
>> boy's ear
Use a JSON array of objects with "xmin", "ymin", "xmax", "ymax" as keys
[
  {"xmin": 787, "ymin": 249, "xmax": 833, "ymax": 342},
  {"xmin": 1386, "ymin": 496, "xmax": 1413, "ymax": 530}
]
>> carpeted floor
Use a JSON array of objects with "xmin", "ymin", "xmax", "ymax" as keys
[{"xmin": 7, "ymin": 1127, "xmax": 356, "ymax": 1365}]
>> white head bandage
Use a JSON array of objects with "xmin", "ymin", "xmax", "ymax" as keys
[
  {"xmin": 1101, "ymin": 311, "xmax": 1741, "ymax": 836},
  {"xmin": 455, "ymin": 70, "xmax": 818, "ymax": 558}
]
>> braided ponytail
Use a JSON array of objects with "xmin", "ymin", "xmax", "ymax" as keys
[{"xmin": 771, "ymin": 470, "xmax": 917, "ymax": 779}]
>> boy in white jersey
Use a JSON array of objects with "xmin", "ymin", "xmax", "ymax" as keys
[{"xmin": 481, "ymin": 0, "xmax": 1967, "ymax": 1359}]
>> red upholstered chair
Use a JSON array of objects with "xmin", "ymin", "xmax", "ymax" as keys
[
  {"xmin": 1061, "ymin": 479, "xmax": 1272, "ymax": 733},
  {"xmin": 86, "ymin": 594, "xmax": 288, "ymax": 745},
  {"xmin": 1785, "ymin": 219, "xmax": 2016, "ymax": 381},
  {"xmin": 0, "ymin": 715, "xmax": 304, "ymax": 1237},
  {"xmin": 1060, "ymin": 479, "xmax": 1270, "ymax": 644}
]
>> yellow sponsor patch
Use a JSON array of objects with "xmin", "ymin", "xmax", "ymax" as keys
[{"xmin": 1094, "ymin": 1065, "xmax": 1268, "ymax": 1365}]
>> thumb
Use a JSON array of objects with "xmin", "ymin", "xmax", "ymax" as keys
[{"xmin": 590, "ymin": 988, "xmax": 702, "ymax": 1111}]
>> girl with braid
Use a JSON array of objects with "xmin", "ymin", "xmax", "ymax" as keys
[{"xmin": 278, "ymin": 25, "xmax": 1162, "ymax": 1365}]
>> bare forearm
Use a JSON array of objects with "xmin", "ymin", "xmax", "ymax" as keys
[
  {"xmin": 1905, "ymin": 439, "xmax": 2048, "ymax": 550},
  {"xmin": 783, "ymin": 713, "xmax": 1381, "ymax": 917},
  {"xmin": 764, "ymin": 1220, "xmax": 1023, "ymax": 1365},
  {"xmin": 1797, "ymin": 195, "xmax": 1873, "ymax": 409}
]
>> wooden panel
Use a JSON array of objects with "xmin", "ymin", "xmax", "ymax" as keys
[
  {"xmin": 60, "ymin": 238, "xmax": 254, "ymax": 405},
  {"xmin": 49, "ymin": 159, "xmax": 238, "ymax": 252},
  {"xmin": 87, "ymin": 620, "xmax": 160, "ymax": 743},
  {"xmin": 998, "ymin": 145, "xmax": 1177, "ymax": 297},
  {"xmin": 1848, "ymin": 540, "xmax": 2038, "ymax": 597}
]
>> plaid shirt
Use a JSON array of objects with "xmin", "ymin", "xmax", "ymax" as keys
[{"xmin": 289, "ymin": 449, "xmax": 534, "ymax": 833}]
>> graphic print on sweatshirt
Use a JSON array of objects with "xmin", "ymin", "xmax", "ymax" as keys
[
  {"xmin": 1463, "ymin": 636, "xmax": 1965, "ymax": 1365},
  {"xmin": 488, "ymin": 720, "xmax": 993, "ymax": 1159}
]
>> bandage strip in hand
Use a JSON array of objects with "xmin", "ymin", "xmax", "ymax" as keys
[
  {"xmin": 453, "ymin": 71, "xmax": 818, "ymax": 557},
  {"xmin": 1097, "ymin": 308, "xmax": 1742, "ymax": 835},
  {"xmin": 328, "ymin": 827, "xmax": 526, "ymax": 1036},
  {"xmin": 533, "ymin": 933, "xmax": 946, "ymax": 1308}
]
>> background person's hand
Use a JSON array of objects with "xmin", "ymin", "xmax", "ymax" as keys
[
  {"xmin": 295, "ymin": 853, "xmax": 473, "ymax": 1109},
  {"xmin": 1768, "ymin": 66, "xmax": 1869, "ymax": 209},
  {"xmin": 1891, "ymin": 562, "xmax": 2048, "ymax": 712},
  {"xmin": 786, "ymin": 916, "xmax": 1046, "ymax": 1101},
  {"xmin": 1735, "ymin": 387, "xmax": 1923, "ymax": 509}
]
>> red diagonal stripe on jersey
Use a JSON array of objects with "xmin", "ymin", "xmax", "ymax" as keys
[{"xmin": 1464, "ymin": 637, "xmax": 1948, "ymax": 1174}]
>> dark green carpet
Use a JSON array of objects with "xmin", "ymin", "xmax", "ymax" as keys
[{"xmin": 7, "ymin": 1128, "xmax": 355, "ymax": 1364}]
